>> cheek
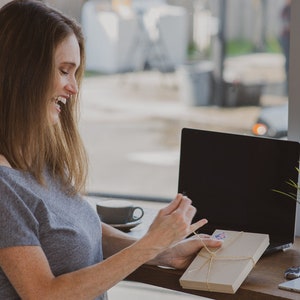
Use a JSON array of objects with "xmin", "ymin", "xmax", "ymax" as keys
[
  {"xmin": 48, "ymin": 101, "xmax": 60, "ymax": 125},
  {"xmin": 52, "ymin": 73, "xmax": 63, "ymax": 92}
]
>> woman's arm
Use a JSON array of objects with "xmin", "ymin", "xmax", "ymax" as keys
[
  {"xmin": 0, "ymin": 236, "xmax": 159, "ymax": 299},
  {"xmin": 101, "ymin": 222, "xmax": 137, "ymax": 258},
  {"xmin": 0, "ymin": 194, "xmax": 211, "ymax": 299}
]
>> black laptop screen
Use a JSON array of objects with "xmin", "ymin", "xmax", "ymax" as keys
[{"xmin": 178, "ymin": 128, "xmax": 300, "ymax": 248}]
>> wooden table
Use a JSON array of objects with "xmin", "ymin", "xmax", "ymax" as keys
[{"xmin": 125, "ymin": 207, "xmax": 300, "ymax": 300}]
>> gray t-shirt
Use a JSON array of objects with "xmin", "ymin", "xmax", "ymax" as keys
[{"xmin": 0, "ymin": 166, "xmax": 107, "ymax": 300}]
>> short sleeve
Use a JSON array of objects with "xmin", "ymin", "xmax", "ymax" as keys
[{"xmin": 0, "ymin": 178, "xmax": 40, "ymax": 248}]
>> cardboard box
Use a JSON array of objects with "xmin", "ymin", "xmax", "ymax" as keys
[{"xmin": 180, "ymin": 230, "xmax": 269, "ymax": 294}]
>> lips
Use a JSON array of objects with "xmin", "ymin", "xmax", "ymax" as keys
[
  {"xmin": 53, "ymin": 96, "xmax": 67, "ymax": 114},
  {"xmin": 55, "ymin": 96, "xmax": 67, "ymax": 105}
]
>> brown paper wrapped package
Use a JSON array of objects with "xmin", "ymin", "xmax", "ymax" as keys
[{"xmin": 180, "ymin": 229, "xmax": 269, "ymax": 294}]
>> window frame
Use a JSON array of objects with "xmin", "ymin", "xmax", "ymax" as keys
[{"xmin": 288, "ymin": 0, "xmax": 300, "ymax": 235}]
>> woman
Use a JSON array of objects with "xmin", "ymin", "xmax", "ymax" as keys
[{"xmin": 0, "ymin": 1, "xmax": 221, "ymax": 299}]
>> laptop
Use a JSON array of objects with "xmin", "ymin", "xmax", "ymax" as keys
[{"xmin": 178, "ymin": 128, "xmax": 300, "ymax": 254}]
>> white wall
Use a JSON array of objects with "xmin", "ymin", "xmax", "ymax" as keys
[
  {"xmin": 1, "ymin": 0, "xmax": 286, "ymax": 45},
  {"xmin": 0, "ymin": 0, "xmax": 86, "ymax": 21},
  {"xmin": 44, "ymin": 0, "xmax": 86, "ymax": 21},
  {"xmin": 289, "ymin": 1, "xmax": 300, "ymax": 141},
  {"xmin": 0, "ymin": 0, "xmax": 11, "ymax": 7},
  {"xmin": 225, "ymin": 0, "xmax": 283, "ymax": 40},
  {"xmin": 288, "ymin": 1, "xmax": 300, "ymax": 235}
]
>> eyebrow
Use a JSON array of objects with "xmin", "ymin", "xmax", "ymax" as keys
[{"xmin": 61, "ymin": 62, "xmax": 78, "ymax": 68}]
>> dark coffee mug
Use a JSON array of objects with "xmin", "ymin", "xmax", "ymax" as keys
[{"xmin": 96, "ymin": 200, "xmax": 144, "ymax": 224}]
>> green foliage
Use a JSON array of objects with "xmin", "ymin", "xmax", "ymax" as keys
[
  {"xmin": 187, "ymin": 42, "xmax": 211, "ymax": 62},
  {"xmin": 265, "ymin": 38, "xmax": 281, "ymax": 53},
  {"xmin": 226, "ymin": 39, "xmax": 253, "ymax": 56},
  {"xmin": 226, "ymin": 38, "xmax": 282, "ymax": 57},
  {"xmin": 272, "ymin": 167, "xmax": 300, "ymax": 205},
  {"xmin": 84, "ymin": 70, "xmax": 104, "ymax": 77}
]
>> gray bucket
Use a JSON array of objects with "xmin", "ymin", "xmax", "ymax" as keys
[{"xmin": 178, "ymin": 61, "xmax": 214, "ymax": 106}]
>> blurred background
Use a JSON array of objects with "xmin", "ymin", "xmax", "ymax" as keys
[
  {"xmin": 50, "ymin": 0, "xmax": 289, "ymax": 199},
  {"xmin": 0, "ymin": 0, "xmax": 291, "ymax": 214}
]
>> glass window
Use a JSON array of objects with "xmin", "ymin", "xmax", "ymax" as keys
[{"xmin": 79, "ymin": 0, "xmax": 289, "ymax": 199}]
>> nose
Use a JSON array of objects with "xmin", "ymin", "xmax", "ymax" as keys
[{"xmin": 66, "ymin": 76, "xmax": 78, "ymax": 96}]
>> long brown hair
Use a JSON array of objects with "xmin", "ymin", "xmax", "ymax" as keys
[{"xmin": 0, "ymin": 0, "xmax": 88, "ymax": 194}]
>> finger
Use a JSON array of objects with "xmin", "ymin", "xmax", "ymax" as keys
[
  {"xmin": 172, "ymin": 196, "xmax": 193, "ymax": 215},
  {"xmin": 186, "ymin": 234, "xmax": 212, "ymax": 242},
  {"xmin": 184, "ymin": 205, "xmax": 197, "ymax": 222},
  {"xmin": 190, "ymin": 218, "xmax": 208, "ymax": 233},
  {"xmin": 202, "ymin": 238, "xmax": 223, "ymax": 248},
  {"xmin": 192, "ymin": 235, "xmax": 223, "ymax": 248},
  {"xmin": 187, "ymin": 235, "xmax": 223, "ymax": 251},
  {"xmin": 194, "ymin": 233, "xmax": 211, "ymax": 239},
  {"xmin": 160, "ymin": 194, "xmax": 184, "ymax": 215}
]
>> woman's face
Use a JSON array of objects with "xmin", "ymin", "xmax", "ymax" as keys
[{"xmin": 49, "ymin": 34, "xmax": 80, "ymax": 124}]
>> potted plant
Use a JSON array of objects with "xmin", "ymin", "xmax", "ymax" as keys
[{"xmin": 273, "ymin": 166, "xmax": 300, "ymax": 204}]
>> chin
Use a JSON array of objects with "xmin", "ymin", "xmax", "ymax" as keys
[{"xmin": 50, "ymin": 114, "xmax": 60, "ymax": 125}]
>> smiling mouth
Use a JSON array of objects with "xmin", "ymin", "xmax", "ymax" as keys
[{"xmin": 55, "ymin": 96, "xmax": 67, "ymax": 105}]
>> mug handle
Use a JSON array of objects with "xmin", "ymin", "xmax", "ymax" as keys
[{"xmin": 131, "ymin": 207, "xmax": 144, "ymax": 221}]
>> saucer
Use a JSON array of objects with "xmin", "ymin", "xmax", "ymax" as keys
[{"xmin": 108, "ymin": 220, "xmax": 142, "ymax": 232}]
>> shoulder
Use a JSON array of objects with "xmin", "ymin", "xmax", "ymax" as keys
[{"xmin": 0, "ymin": 155, "xmax": 12, "ymax": 168}]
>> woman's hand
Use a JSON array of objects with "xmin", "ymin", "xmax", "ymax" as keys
[
  {"xmin": 151, "ymin": 234, "xmax": 223, "ymax": 269},
  {"xmin": 142, "ymin": 193, "xmax": 223, "ymax": 269},
  {"xmin": 141, "ymin": 194, "xmax": 208, "ymax": 255}
]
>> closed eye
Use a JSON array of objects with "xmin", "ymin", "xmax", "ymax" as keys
[{"xmin": 60, "ymin": 69, "xmax": 69, "ymax": 75}]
